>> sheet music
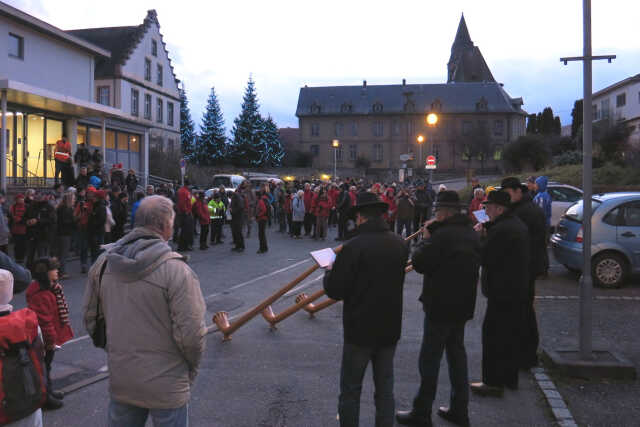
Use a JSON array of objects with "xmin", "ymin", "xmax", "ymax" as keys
[
  {"xmin": 310, "ymin": 248, "xmax": 336, "ymax": 268},
  {"xmin": 473, "ymin": 209, "xmax": 490, "ymax": 224}
]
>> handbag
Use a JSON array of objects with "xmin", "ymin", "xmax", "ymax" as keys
[{"xmin": 90, "ymin": 260, "xmax": 108, "ymax": 349}]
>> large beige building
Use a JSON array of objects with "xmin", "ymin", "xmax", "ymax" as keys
[{"xmin": 295, "ymin": 15, "xmax": 527, "ymax": 173}]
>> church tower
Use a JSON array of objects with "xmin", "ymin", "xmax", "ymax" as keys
[{"xmin": 447, "ymin": 14, "xmax": 496, "ymax": 83}]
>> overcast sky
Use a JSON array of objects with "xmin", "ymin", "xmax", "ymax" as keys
[{"xmin": 9, "ymin": 0, "xmax": 640, "ymax": 133}]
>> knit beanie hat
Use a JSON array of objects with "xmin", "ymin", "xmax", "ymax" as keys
[{"xmin": 0, "ymin": 269, "xmax": 14, "ymax": 313}]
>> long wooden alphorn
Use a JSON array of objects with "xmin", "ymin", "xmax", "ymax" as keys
[{"xmin": 212, "ymin": 245, "xmax": 343, "ymax": 340}]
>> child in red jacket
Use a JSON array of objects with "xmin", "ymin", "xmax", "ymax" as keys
[
  {"xmin": 26, "ymin": 257, "xmax": 73, "ymax": 408},
  {"xmin": 192, "ymin": 192, "xmax": 211, "ymax": 250},
  {"xmin": 315, "ymin": 190, "xmax": 332, "ymax": 240}
]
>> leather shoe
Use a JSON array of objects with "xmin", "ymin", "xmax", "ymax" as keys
[
  {"xmin": 44, "ymin": 395, "xmax": 63, "ymax": 410},
  {"xmin": 470, "ymin": 382, "xmax": 504, "ymax": 397},
  {"xmin": 396, "ymin": 410, "xmax": 432, "ymax": 426},
  {"xmin": 437, "ymin": 407, "xmax": 469, "ymax": 426},
  {"xmin": 49, "ymin": 389, "xmax": 64, "ymax": 400}
]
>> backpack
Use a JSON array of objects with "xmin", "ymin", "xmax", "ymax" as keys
[{"xmin": 0, "ymin": 308, "xmax": 47, "ymax": 425}]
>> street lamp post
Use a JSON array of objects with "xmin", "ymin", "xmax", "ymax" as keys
[
  {"xmin": 331, "ymin": 139, "xmax": 339, "ymax": 180},
  {"xmin": 426, "ymin": 113, "xmax": 439, "ymax": 182},
  {"xmin": 416, "ymin": 135, "xmax": 424, "ymax": 174}
]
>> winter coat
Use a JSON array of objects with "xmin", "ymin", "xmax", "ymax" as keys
[
  {"xmin": 230, "ymin": 192, "xmax": 245, "ymax": 219},
  {"xmin": 74, "ymin": 200, "xmax": 92, "ymax": 230},
  {"xmin": 292, "ymin": 197, "xmax": 305, "ymax": 222},
  {"xmin": 0, "ymin": 251, "xmax": 32, "ymax": 294},
  {"xmin": 26, "ymin": 201, "xmax": 56, "ymax": 242},
  {"xmin": 480, "ymin": 211, "xmax": 530, "ymax": 303},
  {"xmin": 56, "ymin": 205, "xmax": 75, "ymax": 236},
  {"xmin": 9, "ymin": 202, "xmax": 27, "ymax": 235},
  {"xmin": 511, "ymin": 192, "xmax": 548, "ymax": 279},
  {"xmin": 396, "ymin": 195, "xmax": 415, "ymax": 220},
  {"xmin": 337, "ymin": 190, "xmax": 351, "ymax": 213},
  {"xmin": 414, "ymin": 189, "xmax": 433, "ymax": 214},
  {"xmin": 74, "ymin": 146, "xmax": 91, "ymax": 165},
  {"xmin": 316, "ymin": 197, "xmax": 332, "ymax": 218},
  {"xmin": 208, "ymin": 200, "xmax": 225, "ymax": 220},
  {"xmin": 256, "ymin": 196, "xmax": 269, "ymax": 222},
  {"xmin": 468, "ymin": 197, "xmax": 484, "ymax": 223},
  {"xmin": 0, "ymin": 206, "xmax": 9, "ymax": 246},
  {"xmin": 125, "ymin": 174, "xmax": 138, "ymax": 192},
  {"xmin": 110, "ymin": 198, "xmax": 127, "ymax": 229},
  {"xmin": 26, "ymin": 281, "xmax": 74, "ymax": 347},
  {"xmin": 303, "ymin": 190, "xmax": 313, "ymax": 214},
  {"xmin": 533, "ymin": 176, "xmax": 552, "ymax": 228},
  {"xmin": 177, "ymin": 186, "xmax": 192, "ymax": 215},
  {"xmin": 382, "ymin": 192, "xmax": 397, "ymax": 222},
  {"xmin": 75, "ymin": 174, "xmax": 90, "ymax": 190},
  {"xmin": 83, "ymin": 227, "xmax": 206, "ymax": 409},
  {"xmin": 412, "ymin": 214, "xmax": 480, "ymax": 322},
  {"xmin": 88, "ymin": 199, "xmax": 107, "ymax": 235},
  {"xmin": 323, "ymin": 217, "xmax": 409, "ymax": 347},
  {"xmin": 192, "ymin": 200, "xmax": 210, "ymax": 225}
]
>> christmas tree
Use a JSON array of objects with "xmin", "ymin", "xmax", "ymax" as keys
[
  {"xmin": 230, "ymin": 76, "xmax": 266, "ymax": 166},
  {"xmin": 179, "ymin": 86, "xmax": 197, "ymax": 160},
  {"xmin": 262, "ymin": 115, "xmax": 285, "ymax": 166},
  {"xmin": 195, "ymin": 87, "xmax": 227, "ymax": 165}
]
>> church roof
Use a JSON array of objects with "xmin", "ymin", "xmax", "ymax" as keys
[
  {"xmin": 296, "ymin": 82, "xmax": 526, "ymax": 117},
  {"xmin": 447, "ymin": 14, "xmax": 495, "ymax": 83},
  {"xmin": 66, "ymin": 10, "xmax": 179, "ymax": 83},
  {"xmin": 451, "ymin": 13, "xmax": 473, "ymax": 53}
]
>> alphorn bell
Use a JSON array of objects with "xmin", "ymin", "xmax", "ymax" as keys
[{"xmin": 262, "ymin": 289, "xmax": 326, "ymax": 329}]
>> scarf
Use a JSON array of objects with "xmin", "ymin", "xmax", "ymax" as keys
[{"xmin": 51, "ymin": 281, "xmax": 70, "ymax": 325}]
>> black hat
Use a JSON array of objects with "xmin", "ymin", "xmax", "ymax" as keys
[
  {"xmin": 349, "ymin": 191, "xmax": 388, "ymax": 215},
  {"xmin": 482, "ymin": 190, "xmax": 512, "ymax": 208},
  {"xmin": 501, "ymin": 177, "xmax": 527, "ymax": 192},
  {"xmin": 434, "ymin": 190, "xmax": 463, "ymax": 209}
]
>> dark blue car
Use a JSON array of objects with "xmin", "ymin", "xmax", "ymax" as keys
[{"xmin": 551, "ymin": 192, "xmax": 640, "ymax": 288}]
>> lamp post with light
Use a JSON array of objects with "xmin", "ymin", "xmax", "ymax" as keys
[
  {"xmin": 416, "ymin": 134, "xmax": 425, "ymax": 172},
  {"xmin": 331, "ymin": 139, "xmax": 340, "ymax": 180},
  {"xmin": 425, "ymin": 112, "xmax": 439, "ymax": 182}
]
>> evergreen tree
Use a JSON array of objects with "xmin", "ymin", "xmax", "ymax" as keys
[
  {"xmin": 179, "ymin": 86, "xmax": 197, "ymax": 160},
  {"xmin": 571, "ymin": 99, "xmax": 583, "ymax": 139},
  {"xmin": 526, "ymin": 114, "xmax": 538, "ymax": 134},
  {"xmin": 553, "ymin": 116, "xmax": 562, "ymax": 135},
  {"xmin": 262, "ymin": 115, "xmax": 285, "ymax": 166},
  {"xmin": 229, "ymin": 76, "xmax": 267, "ymax": 166},
  {"xmin": 195, "ymin": 87, "xmax": 227, "ymax": 165},
  {"xmin": 540, "ymin": 107, "xmax": 556, "ymax": 134}
]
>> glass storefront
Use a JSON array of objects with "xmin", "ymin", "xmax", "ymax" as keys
[{"xmin": 77, "ymin": 124, "xmax": 141, "ymax": 172}]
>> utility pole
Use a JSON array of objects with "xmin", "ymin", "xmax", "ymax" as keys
[{"xmin": 560, "ymin": 0, "xmax": 615, "ymax": 360}]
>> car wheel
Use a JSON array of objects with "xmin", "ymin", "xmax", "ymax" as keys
[{"xmin": 592, "ymin": 252, "xmax": 628, "ymax": 289}]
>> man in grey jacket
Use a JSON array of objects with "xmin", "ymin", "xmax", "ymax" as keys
[{"xmin": 83, "ymin": 195, "xmax": 206, "ymax": 427}]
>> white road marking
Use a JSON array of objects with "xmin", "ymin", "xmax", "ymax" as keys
[{"xmin": 61, "ymin": 258, "xmax": 313, "ymax": 348}]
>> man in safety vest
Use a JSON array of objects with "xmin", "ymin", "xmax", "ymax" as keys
[
  {"xmin": 208, "ymin": 191, "xmax": 225, "ymax": 245},
  {"xmin": 54, "ymin": 136, "xmax": 73, "ymax": 186}
]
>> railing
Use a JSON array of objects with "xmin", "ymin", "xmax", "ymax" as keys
[{"xmin": 5, "ymin": 156, "xmax": 51, "ymax": 188}]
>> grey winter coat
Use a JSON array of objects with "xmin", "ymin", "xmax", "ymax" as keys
[
  {"xmin": 292, "ymin": 196, "xmax": 305, "ymax": 222},
  {"xmin": 83, "ymin": 227, "xmax": 206, "ymax": 409}
]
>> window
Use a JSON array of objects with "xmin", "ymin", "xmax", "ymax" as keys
[
  {"xmin": 151, "ymin": 39, "xmax": 158, "ymax": 56},
  {"xmin": 131, "ymin": 89, "xmax": 139, "ymax": 116},
  {"xmin": 549, "ymin": 187, "xmax": 582, "ymax": 203},
  {"xmin": 373, "ymin": 144, "xmax": 383, "ymax": 161},
  {"xmin": 340, "ymin": 103, "xmax": 352, "ymax": 113},
  {"xmin": 372, "ymin": 102, "xmax": 383, "ymax": 113},
  {"xmin": 601, "ymin": 99, "xmax": 610, "ymax": 120},
  {"xmin": 351, "ymin": 121, "xmax": 358, "ymax": 136},
  {"xmin": 144, "ymin": 59, "xmax": 151, "ymax": 81},
  {"xmin": 494, "ymin": 120, "xmax": 504, "ymax": 136},
  {"xmin": 462, "ymin": 121, "xmax": 473, "ymax": 136},
  {"xmin": 592, "ymin": 104, "xmax": 599, "ymax": 121},
  {"xmin": 97, "ymin": 86, "xmax": 110, "ymax": 106},
  {"xmin": 8, "ymin": 33, "xmax": 23, "ymax": 59},
  {"xmin": 311, "ymin": 123, "xmax": 320, "ymax": 137},
  {"xmin": 349, "ymin": 144, "xmax": 357, "ymax": 161},
  {"xmin": 167, "ymin": 102, "xmax": 174, "ymax": 126},
  {"xmin": 310, "ymin": 145, "xmax": 319, "ymax": 156},
  {"xmin": 157, "ymin": 64, "xmax": 163, "ymax": 87},
  {"xmin": 156, "ymin": 98, "xmax": 163, "ymax": 123},
  {"xmin": 616, "ymin": 93, "xmax": 626, "ymax": 108},
  {"xmin": 334, "ymin": 122, "xmax": 344, "ymax": 137},
  {"xmin": 373, "ymin": 121, "xmax": 384, "ymax": 137},
  {"xmin": 144, "ymin": 94, "xmax": 152, "ymax": 119},
  {"xmin": 621, "ymin": 202, "xmax": 640, "ymax": 227},
  {"xmin": 335, "ymin": 146, "xmax": 343, "ymax": 161},
  {"xmin": 392, "ymin": 120, "xmax": 401, "ymax": 136}
]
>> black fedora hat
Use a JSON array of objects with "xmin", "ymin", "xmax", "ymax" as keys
[
  {"xmin": 482, "ymin": 190, "xmax": 511, "ymax": 208},
  {"xmin": 349, "ymin": 191, "xmax": 388, "ymax": 215},
  {"xmin": 500, "ymin": 177, "xmax": 527, "ymax": 192},
  {"xmin": 434, "ymin": 190, "xmax": 464, "ymax": 209}
]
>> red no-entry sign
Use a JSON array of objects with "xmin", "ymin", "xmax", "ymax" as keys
[{"xmin": 426, "ymin": 155, "xmax": 436, "ymax": 169}]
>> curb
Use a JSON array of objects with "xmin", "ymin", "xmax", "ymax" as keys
[{"xmin": 530, "ymin": 367, "xmax": 578, "ymax": 427}]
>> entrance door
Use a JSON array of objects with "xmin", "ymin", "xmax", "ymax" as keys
[{"xmin": 26, "ymin": 114, "xmax": 45, "ymax": 178}]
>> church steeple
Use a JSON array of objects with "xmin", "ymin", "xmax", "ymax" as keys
[
  {"xmin": 447, "ymin": 13, "xmax": 496, "ymax": 83},
  {"xmin": 451, "ymin": 13, "xmax": 473, "ymax": 53}
]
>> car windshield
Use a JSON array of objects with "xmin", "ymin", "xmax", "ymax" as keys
[
  {"xmin": 212, "ymin": 177, "xmax": 231, "ymax": 188},
  {"xmin": 564, "ymin": 199, "xmax": 602, "ymax": 222}
]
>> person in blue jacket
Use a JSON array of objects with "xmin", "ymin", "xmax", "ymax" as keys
[{"xmin": 533, "ymin": 176, "xmax": 552, "ymax": 277}]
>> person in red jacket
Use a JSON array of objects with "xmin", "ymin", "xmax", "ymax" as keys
[
  {"xmin": 382, "ymin": 187, "xmax": 398, "ymax": 231},
  {"xmin": 315, "ymin": 189, "xmax": 332, "ymax": 240},
  {"xmin": 176, "ymin": 180, "xmax": 194, "ymax": 252},
  {"xmin": 9, "ymin": 194, "xmax": 28, "ymax": 264},
  {"xmin": 328, "ymin": 184, "xmax": 339, "ymax": 228},
  {"xmin": 26, "ymin": 257, "xmax": 73, "ymax": 409},
  {"xmin": 192, "ymin": 192, "xmax": 211, "ymax": 250},
  {"xmin": 256, "ymin": 191, "xmax": 270, "ymax": 253}
]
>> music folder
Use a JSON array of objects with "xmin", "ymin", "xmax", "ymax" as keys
[{"xmin": 310, "ymin": 248, "xmax": 336, "ymax": 268}]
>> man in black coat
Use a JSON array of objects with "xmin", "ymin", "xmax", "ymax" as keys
[
  {"xmin": 397, "ymin": 191, "xmax": 479, "ymax": 427},
  {"xmin": 471, "ymin": 190, "xmax": 530, "ymax": 397},
  {"xmin": 324, "ymin": 192, "xmax": 409, "ymax": 427},
  {"xmin": 501, "ymin": 177, "xmax": 547, "ymax": 369},
  {"xmin": 335, "ymin": 184, "xmax": 351, "ymax": 241},
  {"xmin": 230, "ymin": 184, "xmax": 246, "ymax": 252}
]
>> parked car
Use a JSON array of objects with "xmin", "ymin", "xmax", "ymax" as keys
[
  {"xmin": 546, "ymin": 183, "xmax": 583, "ymax": 230},
  {"xmin": 211, "ymin": 174, "xmax": 246, "ymax": 194},
  {"xmin": 551, "ymin": 192, "xmax": 640, "ymax": 288}
]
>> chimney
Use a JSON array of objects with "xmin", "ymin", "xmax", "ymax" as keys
[
  {"xmin": 363, "ymin": 80, "xmax": 367, "ymax": 88},
  {"xmin": 402, "ymin": 79, "xmax": 406, "ymax": 86}
]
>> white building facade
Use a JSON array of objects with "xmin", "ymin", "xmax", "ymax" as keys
[{"xmin": 592, "ymin": 74, "xmax": 640, "ymax": 147}]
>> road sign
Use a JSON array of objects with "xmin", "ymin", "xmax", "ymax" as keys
[
  {"xmin": 425, "ymin": 155, "xmax": 436, "ymax": 170},
  {"xmin": 179, "ymin": 158, "xmax": 186, "ymax": 168}
]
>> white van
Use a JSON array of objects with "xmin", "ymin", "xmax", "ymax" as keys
[{"xmin": 211, "ymin": 174, "xmax": 246, "ymax": 192}]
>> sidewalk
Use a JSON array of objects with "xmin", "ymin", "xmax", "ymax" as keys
[{"xmin": 42, "ymin": 267, "xmax": 554, "ymax": 426}]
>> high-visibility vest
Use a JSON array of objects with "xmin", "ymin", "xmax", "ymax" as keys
[
  {"xmin": 54, "ymin": 140, "xmax": 71, "ymax": 162},
  {"xmin": 208, "ymin": 200, "xmax": 224, "ymax": 220}
]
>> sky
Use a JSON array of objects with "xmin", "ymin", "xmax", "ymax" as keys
[{"xmin": 8, "ymin": 0, "xmax": 640, "ymax": 134}]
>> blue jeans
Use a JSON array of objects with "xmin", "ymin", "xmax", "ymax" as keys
[
  {"xmin": 339, "ymin": 342, "xmax": 396, "ymax": 427},
  {"xmin": 108, "ymin": 400, "xmax": 188, "ymax": 427},
  {"xmin": 412, "ymin": 316, "xmax": 469, "ymax": 418}
]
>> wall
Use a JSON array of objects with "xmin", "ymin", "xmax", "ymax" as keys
[{"xmin": 0, "ymin": 16, "xmax": 94, "ymax": 101}]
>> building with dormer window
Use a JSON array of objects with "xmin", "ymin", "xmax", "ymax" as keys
[{"xmin": 295, "ymin": 14, "xmax": 527, "ymax": 172}]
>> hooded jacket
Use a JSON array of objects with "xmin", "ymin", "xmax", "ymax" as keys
[
  {"xmin": 82, "ymin": 227, "xmax": 206, "ymax": 409},
  {"xmin": 533, "ymin": 176, "xmax": 552, "ymax": 227}
]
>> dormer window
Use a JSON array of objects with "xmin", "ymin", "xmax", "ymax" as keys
[
  {"xmin": 372, "ymin": 102, "xmax": 383, "ymax": 113},
  {"xmin": 311, "ymin": 102, "xmax": 322, "ymax": 114},
  {"xmin": 476, "ymin": 97, "xmax": 488, "ymax": 112},
  {"xmin": 340, "ymin": 102, "xmax": 353, "ymax": 113}
]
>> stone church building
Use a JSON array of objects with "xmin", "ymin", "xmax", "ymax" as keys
[{"xmin": 295, "ymin": 14, "xmax": 527, "ymax": 173}]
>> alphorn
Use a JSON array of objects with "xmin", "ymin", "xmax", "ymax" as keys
[{"xmin": 212, "ymin": 245, "xmax": 343, "ymax": 340}]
